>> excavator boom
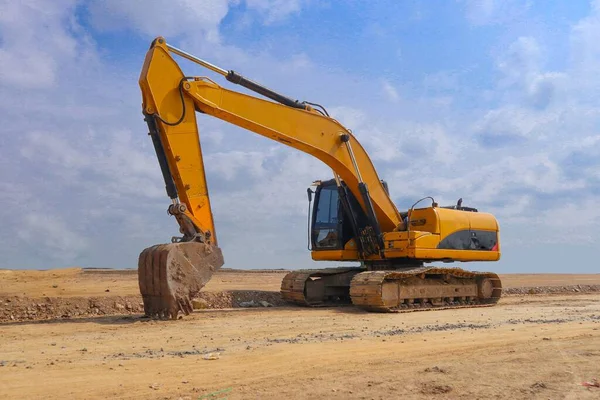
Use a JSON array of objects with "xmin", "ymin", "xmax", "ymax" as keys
[{"xmin": 139, "ymin": 38, "xmax": 402, "ymax": 237}]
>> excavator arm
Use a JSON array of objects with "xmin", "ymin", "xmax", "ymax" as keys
[{"xmin": 139, "ymin": 37, "xmax": 402, "ymax": 245}]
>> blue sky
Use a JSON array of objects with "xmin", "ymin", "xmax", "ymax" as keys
[{"xmin": 1, "ymin": 0, "xmax": 600, "ymax": 273}]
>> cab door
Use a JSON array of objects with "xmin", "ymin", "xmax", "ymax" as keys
[{"xmin": 311, "ymin": 183, "xmax": 343, "ymax": 250}]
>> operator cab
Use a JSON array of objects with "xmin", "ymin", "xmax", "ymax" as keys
[{"xmin": 309, "ymin": 179, "xmax": 384, "ymax": 251}]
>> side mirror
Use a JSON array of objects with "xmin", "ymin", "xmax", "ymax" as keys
[{"xmin": 307, "ymin": 188, "xmax": 313, "ymax": 202}]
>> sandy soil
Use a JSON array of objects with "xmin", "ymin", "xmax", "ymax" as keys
[
  {"xmin": 1, "ymin": 269, "xmax": 600, "ymax": 399},
  {"xmin": 1, "ymin": 267, "xmax": 599, "ymax": 297},
  {"xmin": 0, "ymin": 268, "xmax": 289, "ymax": 298}
]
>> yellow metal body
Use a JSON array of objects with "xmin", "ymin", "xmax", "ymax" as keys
[
  {"xmin": 139, "ymin": 37, "xmax": 501, "ymax": 264},
  {"xmin": 312, "ymin": 207, "xmax": 500, "ymax": 262}
]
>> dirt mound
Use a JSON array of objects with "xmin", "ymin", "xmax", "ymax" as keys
[
  {"xmin": 503, "ymin": 284, "xmax": 600, "ymax": 295},
  {"xmin": 0, "ymin": 295, "xmax": 145, "ymax": 322},
  {"xmin": 0, "ymin": 290, "xmax": 285, "ymax": 323},
  {"xmin": 420, "ymin": 382, "xmax": 453, "ymax": 395},
  {"xmin": 197, "ymin": 290, "xmax": 285, "ymax": 309},
  {"xmin": 3, "ymin": 283, "xmax": 599, "ymax": 323}
]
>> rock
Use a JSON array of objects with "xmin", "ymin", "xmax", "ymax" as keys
[
  {"xmin": 239, "ymin": 300, "xmax": 257, "ymax": 307},
  {"xmin": 202, "ymin": 352, "xmax": 220, "ymax": 360},
  {"xmin": 115, "ymin": 303, "xmax": 125, "ymax": 311},
  {"xmin": 192, "ymin": 298, "xmax": 210, "ymax": 310},
  {"xmin": 530, "ymin": 382, "xmax": 547, "ymax": 390},
  {"xmin": 259, "ymin": 301, "xmax": 272, "ymax": 307},
  {"xmin": 581, "ymin": 378, "xmax": 600, "ymax": 388},
  {"xmin": 424, "ymin": 366, "xmax": 447, "ymax": 373},
  {"xmin": 149, "ymin": 383, "xmax": 160, "ymax": 390}
]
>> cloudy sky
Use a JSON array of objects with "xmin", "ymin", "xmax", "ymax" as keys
[{"xmin": 1, "ymin": 0, "xmax": 599, "ymax": 273}]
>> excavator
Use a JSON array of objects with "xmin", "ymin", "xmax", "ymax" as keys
[{"xmin": 137, "ymin": 37, "xmax": 502, "ymax": 319}]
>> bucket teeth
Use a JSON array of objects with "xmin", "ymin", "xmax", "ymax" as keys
[{"xmin": 137, "ymin": 242, "xmax": 224, "ymax": 319}]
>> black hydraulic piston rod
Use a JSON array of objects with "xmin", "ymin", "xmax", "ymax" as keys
[
  {"xmin": 165, "ymin": 42, "xmax": 310, "ymax": 111},
  {"xmin": 145, "ymin": 113, "xmax": 178, "ymax": 200}
]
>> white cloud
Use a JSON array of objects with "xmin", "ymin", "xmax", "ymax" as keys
[
  {"xmin": 20, "ymin": 131, "xmax": 90, "ymax": 169},
  {"xmin": 89, "ymin": 0, "xmax": 307, "ymax": 42},
  {"xmin": 20, "ymin": 129, "xmax": 165, "ymax": 200},
  {"xmin": 496, "ymin": 37, "xmax": 541, "ymax": 85},
  {"xmin": 0, "ymin": 0, "xmax": 91, "ymax": 88},
  {"xmin": 462, "ymin": 0, "xmax": 531, "ymax": 26},
  {"xmin": 493, "ymin": 36, "xmax": 567, "ymax": 110},
  {"xmin": 423, "ymin": 71, "xmax": 460, "ymax": 92},
  {"xmin": 206, "ymin": 149, "xmax": 272, "ymax": 181},
  {"xmin": 463, "ymin": 0, "xmax": 496, "ymax": 25},
  {"xmin": 473, "ymin": 106, "xmax": 560, "ymax": 144},
  {"xmin": 89, "ymin": 0, "xmax": 231, "ymax": 42},
  {"xmin": 204, "ymin": 129, "xmax": 225, "ymax": 147},
  {"xmin": 327, "ymin": 106, "xmax": 367, "ymax": 131},
  {"xmin": 244, "ymin": 0, "xmax": 308, "ymax": 25},
  {"xmin": 568, "ymin": 0, "xmax": 600, "ymax": 96},
  {"xmin": 17, "ymin": 213, "xmax": 89, "ymax": 263},
  {"xmin": 381, "ymin": 80, "xmax": 400, "ymax": 103}
]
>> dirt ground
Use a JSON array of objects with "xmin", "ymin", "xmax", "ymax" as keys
[
  {"xmin": 0, "ymin": 268, "xmax": 289, "ymax": 298},
  {"xmin": 3, "ymin": 268, "xmax": 600, "ymax": 298},
  {"xmin": 1, "ymin": 268, "xmax": 600, "ymax": 399}
]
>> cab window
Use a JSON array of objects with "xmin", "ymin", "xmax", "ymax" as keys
[{"xmin": 313, "ymin": 186, "xmax": 341, "ymax": 249}]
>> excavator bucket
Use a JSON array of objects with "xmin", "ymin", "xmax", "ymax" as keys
[{"xmin": 137, "ymin": 242, "xmax": 224, "ymax": 319}]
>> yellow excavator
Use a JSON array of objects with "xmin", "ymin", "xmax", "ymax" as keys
[{"xmin": 137, "ymin": 37, "xmax": 502, "ymax": 319}]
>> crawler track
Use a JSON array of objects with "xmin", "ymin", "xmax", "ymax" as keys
[
  {"xmin": 280, "ymin": 266, "xmax": 502, "ymax": 313},
  {"xmin": 280, "ymin": 267, "xmax": 364, "ymax": 306},
  {"xmin": 350, "ymin": 266, "xmax": 502, "ymax": 312}
]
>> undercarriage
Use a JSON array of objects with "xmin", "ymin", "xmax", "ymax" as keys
[{"xmin": 280, "ymin": 264, "xmax": 502, "ymax": 312}]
